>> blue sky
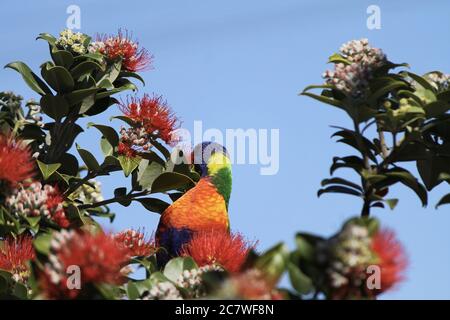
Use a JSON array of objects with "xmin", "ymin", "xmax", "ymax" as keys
[{"xmin": 1, "ymin": 0, "xmax": 449, "ymax": 299}]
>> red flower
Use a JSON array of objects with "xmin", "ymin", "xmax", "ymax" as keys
[
  {"xmin": 371, "ymin": 229, "xmax": 408, "ymax": 293},
  {"xmin": 96, "ymin": 29, "xmax": 152, "ymax": 72},
  {"xmin": 0, "ymin": 235, "xmax": 35, "ymax": 281},
  {"xmin": 114, "ymin": 228, "xmax": 156, "ymax": 257},
  {"xmin": 119, "ymin": 94, "xmax": 180, "ymax": 145},
  {"xmin": 118, "ymin": 141, "xmax": 137, "ymax": 158},
  {"xmin": 40, "ymin": 231, "xmax": 130, "ymax": 299},
  {"xmin": 45, "ymin": 185, "xmax": 70, "ymax": 228},
  {"xmin": 0, "ymin": 135, "xmax": 35, "ymax": 186},
  {"xmin": 180, "ymin": 230, "xmax": 255, "ymax": 273}
]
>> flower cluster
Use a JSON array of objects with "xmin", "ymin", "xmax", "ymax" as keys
[
  {"xmin": 218, "ymin": 269, "xmax": 281, "ymax": 300},
  {"xmin": 89, "ymin": 30, "xmax": 152, "ymax": 72},
  {"xmin": 114, "ymin": 228, "xmax": 155, "ymax": 257},
  {"xmin": 118, "ymin": 126, "xmax": 153, "ymax": 158},
  {"xmin": 424, "ymin": 72, "xmax": 450, "ymax": 92},
  {"xmin": 323, "ymin": 39, "xmax": 387, "ymax": 98},
  {"xmin": 176, "ymin": 264, "xmax": 224, "ymax": 298},
  {"xmin": 55, "ymin": 29, "xmax": 88, "ymax": 55},
  {"xmin": 0, "ymin": 135, "xmax": 35, "ymax": 187},
  {"xmin": 142, "ymin": 282, "xmax": 182, "ymax": 300},
  {"xmin": 118, "ymin": 94, "xmax": 180, "ymax": 155},
  {"xmin": 6, "ymin": 182, "xmax": 69, "ymax": 228},
  {"xmin": 40, "ymin": 230, "xmax": 130, "ymax": 299},
  {"xmin": 180, "ymin": 230, "xmax": 255, "ymax": 273},
  {"xmin": 69, "ymin": 179, "xmax": 103, "ymax": 204},
  {"xmin": 319, "ymin": 223, "xmax": 407, "ymax": 299},
  {"xmin": 0, "ymin": 235, "xmax": 35, "ymax": 283}
]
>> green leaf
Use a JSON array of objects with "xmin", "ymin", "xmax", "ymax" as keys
[
  {"xmin": 37, "ymin": 160, "xmax": 61, "ymax": 180},
  {"xmin": 110, "ymin": 115, "xmax": 136, "ymax": 126},
  {"xmin": 36, "ymin": 33, "xmax": 57, "ymax": 46},
  {"xmin": 405, "ymin": 71, "xmax": 435, "ymax": 92},
  {"xmin": 119, "ymin": 71, "xmax": 145, "ymax": 85},
  {"xmin": 65, "ymin": 88, "xmax": 99, "ymax": 106},
  {"xmin": 327, "ymin": 53, "xmax": 351, "ymax": 65},
  {"xmin": 12, "ymin": 282, "xmax": 28, "ymax": 299},
  {"xmin": 100, "ymin": 137, "xmax": 114, "ymax": 156},
  {"xmin": 5, "ymin": 61, "xmax": 52, "ymax": 95},
  {"xmin": 96, "ymin": 60, "xmax": 122, "ymax": 86},
  {"xmin": 87, "ymin": 122, "xmax": 119, "ymax": 147},
  {"xmin": 321, "ymin": 177, "xmax": 362, "ymax": 191},
  {"xmin": 137, "ymin": 160, "xmax": 165, "ymax": 190},
  {"xmin": 317, "ymin": 185, "xmax": 362, "ymax": 197},
  {"xmin": 118, "ymin": 155, "xmax": 141, "ymax": 177},
  {"xmin": 96, "ymin": 82, "xmax": 137, "ymax": 100},
  {"xmin": 301, "ymin": 91, "xmax": 344, "ymax": 109},
  {"xmin": 436, "ymin": 193, "xmax": 450, "ymax": 208},
  {"xmin": 75, "ymin": 52, "xmax": 105, "ymax": 64},
  {"xmin": 40, "ymin": 95, "xmax": 69, "ymax": 120},
  {"xmin": 84, "ymin": 97, "xmax": 118, "ymax": 116},
  {"xmin": 163, "ymin": 257, "xmax": 198, "ymax": 283},
  {"xmin": 151, "ymin": 172, "xmax": 195, "ymax": 193},
  {"xmin": 136, "ymin": 198, "xmax": 170, "ymax": 214},
  {"xmin": 287, "ymin": 262, "xmax": 313, "ymax": 295},
  {"xmin": 294, "ymin": 233, "xmax": 322, "ymax": 262},
  {"xmin": 71, "ymin": 61, "xmax": 103, "ymax": 80},
  {"xmin": 77, "ymin": 144, "xmax": 101, "ymax": 172},
  {"xmin": 51, "ymin": 49, "xmax": 74, "ymax": 69},
  {"xmin": 41, "ymin": 63, "xmax": 74, "ymax": 93},
  {"xmin": 385, "ymin": 169, "xmax": 428, "ymax": 206},
  {"xmin": 255, "ymin": 242, "xmax": 289, "ymax": 284},
  {"xmin": 33, "ymin": 233, "xmax": 53, "ymax": 255},
  {"xmin": 126, "ymin": 281, "xmax": 140, "ymax": 300},
  {"xmin": 384, "ymin": 198, "xmax": 399, "ymax": 210}
]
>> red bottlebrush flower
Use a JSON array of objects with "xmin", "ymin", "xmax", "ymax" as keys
[
  {"xmin": 114, "ymin": 228, "xmax": 156, "ymax": 257},
  {"xmin": 94, "ymin": 29, "xmax": 152, "ymax": 72},
  {"xmin": 0, "ymin": 135, "xmax": 35, "ymax": 186},
  {"xmin": 180, "ymin": 230, "xmax": 255, "ymax": 273},
  {"xmin": 371, "ymin": 229, "xmax": 408, "ymax": 293},
  {"xmin": 119, "ymin": 94, "xmax": 180, "ymax": 145},
  {"xmin": 0, "ymin": 235, "xmax": 35, "ymax": 282},
  {"xmin": 45, "ymin": 185, "xmax": 70, "ymax": 228},
  {"xmin": 40, "ymin": 230, "xmax": 130, "ymax": 299}
]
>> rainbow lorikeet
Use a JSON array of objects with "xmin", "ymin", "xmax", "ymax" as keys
[{"xmin": 156, "ymin": 142, "xmax": 232, "ymax": 264}]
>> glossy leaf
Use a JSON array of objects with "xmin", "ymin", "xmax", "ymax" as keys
[
  {"xmin": 118, "ymin": 155, "xmax": 141, "ymax": 177},
  {"xmin": 151, "ymin": 172, "xmax": 195, "ymax": 193},
  {"xmin": 5, "ymin": 61, "xmax": 51, "ymax": 95},
  {"xmin": 37, "ymin": 160, "xmax": 61, "ymax": 180}
]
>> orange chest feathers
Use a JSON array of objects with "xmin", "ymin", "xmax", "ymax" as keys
[{"xmin": 160, "ymin": 178, "xmax": 230, "ymax": 231}]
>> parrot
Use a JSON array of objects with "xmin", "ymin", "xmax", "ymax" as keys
[{"xmin": 155, "ymin": 141, "xmax": 232, "ymax": 265}]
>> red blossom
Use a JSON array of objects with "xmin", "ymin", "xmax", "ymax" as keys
[
  {"xmin": 119, "ymin": 94, "xmax": 180, "ymax": 145},
  {"xmin": 180, "ymin": 230, "xmax": 255, "ymax": 273},
  {"xmin": 118, "ymin": 141, "xmax": 137, "ymax": 158},
  {"xmin": 41, "ymin": 231, "xmax": 130, "ymax": 299},
  {"xmin": 371, "ymin": 229, "xmax": 408, "ymax": 293},
  {"xmin": 114, "ymin": 228, "xmax": 156, "ymax": 257},
  {"xmin": 97, "ymin": 29, "xmax": 152, "ymax": 72},
  {"xmin": 0, "ymin": 135, "xmax": 35, "ymax": 186},
  {"xmin": 45, "ymin": 185, "xmax": 70, "ymax": 228},
  {"xmin": 0, "ymin": 235, "xmax": 35, "ymax": 277}
]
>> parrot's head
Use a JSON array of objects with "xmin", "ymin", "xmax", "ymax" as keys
[{"xmin": 191, "ymin": 142, "xmax": 232, "ymax": 205}]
